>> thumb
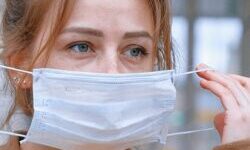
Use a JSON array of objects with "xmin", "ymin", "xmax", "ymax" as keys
[{"xmin": 214, "ymin": 112, "xmax": 225, "ymax": 138}]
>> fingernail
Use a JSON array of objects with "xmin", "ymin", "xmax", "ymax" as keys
[{"xmin": 197, "ymin": 63, "xmax": 209, "ymax": 70}]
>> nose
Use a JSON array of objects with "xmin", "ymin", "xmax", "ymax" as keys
[
  {"xmin": 101, "ymin": 51, "xmax": 122, "ymax": 74},
  {"xmin": 104, "ymin": 62, "xmax": 120, "ymax": 74}
]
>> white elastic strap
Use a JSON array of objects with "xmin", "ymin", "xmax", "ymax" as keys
[
  {"xmin": 0, "ymin": 64, "xmax": 33, "ymax": 75},
  {"xmin": 174, "ymin": 68, "xmax": 214, "ymax": 78},
  {"xmin": 0, "ymin": 130, "xmax": 26, "ymax": 138},
  {"xmin": 167, "ymin": 127, "xmax": 215, "ymax": 137},
  {"xmin": 0, "ymin": 64, "xmax": 213, "ymax": 77},
  {"xmin": 0, "ymin": 128, "xmax": 215, "ymax": 139}
]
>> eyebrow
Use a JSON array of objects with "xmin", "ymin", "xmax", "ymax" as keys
[
  {"xmin": 62, "ymin": 27, "xmax": 153, "ymax": 40},
  {"xmin": 62, "ymin": 27, "xmax": 104, "ymax": 37},
  {"xmin": 123, "ymin": 31, "xmax": 153, "ymax": 40}
]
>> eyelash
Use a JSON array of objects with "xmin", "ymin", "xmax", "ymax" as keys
[
  {"xmin": 68, "ymin": 41, "xmax": 91, "ymax": 47},
  {"xmin": 126, "ymin": 44, "xmax": 149, "ymax": 54},
  {"xmin": 67, "ymin": 41, "xmax": 93, "ymax": 52}
]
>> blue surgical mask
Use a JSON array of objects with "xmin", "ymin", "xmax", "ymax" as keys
[{"xmin": 0, "ymin": 64, "xmax": 213, "ymax": 150}]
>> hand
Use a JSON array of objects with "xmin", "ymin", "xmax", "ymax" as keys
[{"xmin": 196, "ymin": 64, "xmax": 250, "ymax": 144}]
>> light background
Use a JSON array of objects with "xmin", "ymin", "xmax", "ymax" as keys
[
  {"xmin": 167, "ymin": 0, "xmax": 250, "ymax": 149},
  {"xmin": 0, "ymin": 0, "xmax": 250, "ymax": 150}
]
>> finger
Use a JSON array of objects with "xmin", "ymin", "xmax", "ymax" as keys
[
  {"xmin": 214, "ymin": 112, "xmax": 225, "ymax": 139},
  {"xmin": 199, "ymin": 71, "xmax": 248, "ymax": 106},
  {"xmin": 195, "ymin": 64, "xmax": 215, "ymax": 73},
  {"xmin": 200, "ymin": 79, "xmax": 239, "ymax": 111},
  {"xmin": 196, "ymin": 64, "xmax": 249, "ymax": 107},
  {"xmin": 228, "ymin": 76, "xmax": 250, "ymax": 104},
  {"xmin": 230, "ymin": 74, "xmax": 250, "ymax": 89}
]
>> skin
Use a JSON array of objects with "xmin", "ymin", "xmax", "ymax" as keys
[
  {"xmin": 1, "ymin": 0, "xmax": 250, "ymax": 149},
  {"xmin": 197, "ymin": 64, "xmax": 250, "ymax": 144},
  {"xmin": 3, "ymin": 0, "xmax": 156, "ymax": 149},
  {"xmin": 39, "ymin": 0, "xmax": 156, "ymax": 73}
]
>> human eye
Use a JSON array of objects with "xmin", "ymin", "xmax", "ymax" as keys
[
  {"xmin": 68, "ymin": 42, "xmax": 93, "ymax": 54},
  {"xmin": 123, "ymin": 45, "xmax": 149, "ymax": 59}
]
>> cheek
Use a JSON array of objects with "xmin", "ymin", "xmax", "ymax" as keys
[
  {"xmin": 143, "ymin": 57, "xmax": 155, "ymax": 70},
  {"xmin": 45, "ymin": 49, "xmax": 76, "ymax": 70},
  {"xmin": 124, "ymin": 56, "xmax": 155, "ymax": 72}
]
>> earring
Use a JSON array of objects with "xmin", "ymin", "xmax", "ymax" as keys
[{"xmin": 13, "ymin": 77, "xmax": 20, "ymax": 83}]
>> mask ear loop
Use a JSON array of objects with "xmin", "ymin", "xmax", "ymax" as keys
[
  {"xmin": 0, "ymin": 64, "xmax": 31, "ymax": 142},
  {"xmin": 0, "ymin": 130, "xmax": 26, "ymax": 138},
  {"xmin": 167, "ymin": 68, "xmax": 215, "ymax": 137},
  {"xmin": 0, "ymin": 127, "xmax": 215, "ymax": 143},
  {"xmin": 0, "ymin": 64, "xmax": 33, "ymax": 75},
  {"xmin": 170, "ymin": 68, "xmax": 214, "ymax": 83},
  {"xmin": 167, "ymin": 127, "xmax": 215, "ymax": 137},
  {"xmin": 174, "ymin": 68, "xmax": 213, "ymax": 78}
]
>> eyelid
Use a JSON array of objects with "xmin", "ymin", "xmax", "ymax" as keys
[
  {"xmin": 67, "ymin": 41, "xmax": 93, "ymax": 49},
  {"xmin": 124, "ymin": 44, "xmax": 149, "ymax": 55}
]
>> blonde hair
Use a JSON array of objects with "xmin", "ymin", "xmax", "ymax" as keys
[{"xmin": 1, "ymin": 0, "xmax": 173, "ymax": 116}]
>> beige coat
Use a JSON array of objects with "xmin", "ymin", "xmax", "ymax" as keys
[{"xmin": 214, "ymin": 139, "xmax": 250, "ymax": 150}]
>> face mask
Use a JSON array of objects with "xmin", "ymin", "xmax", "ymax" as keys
[{"xmin": 0, "ymin": 65, "xmax": 213, "ymax": 150}]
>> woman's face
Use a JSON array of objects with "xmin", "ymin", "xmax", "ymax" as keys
[{"xmin": 36, "ymin": 0, "xmax": 156, "ymax": 73}]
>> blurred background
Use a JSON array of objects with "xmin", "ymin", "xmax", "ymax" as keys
[
  {"xmin": 0, "ymin": 0, "xmax": 250, "ymax": 150},
  {"xmin": 167, "ymin": 0, "xmax": 250, "ymax": 150}
]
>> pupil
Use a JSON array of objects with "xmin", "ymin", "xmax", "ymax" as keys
[
  {"xmin": 131, "ymin": 48, "xmax": 140, "ymax": 56},
  {"xmin": 76, "ymin": 44, "xmax": 88, "ymax": 52}
]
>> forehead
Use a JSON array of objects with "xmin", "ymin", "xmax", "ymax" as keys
[{"xmin": 65, "ymin": 0, "xmax": 154, "ymax": 34}]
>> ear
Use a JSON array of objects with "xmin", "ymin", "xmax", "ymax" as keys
[{"xmin": 7, "ymin": 49, "xmax": 32, "ymax": 89}]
